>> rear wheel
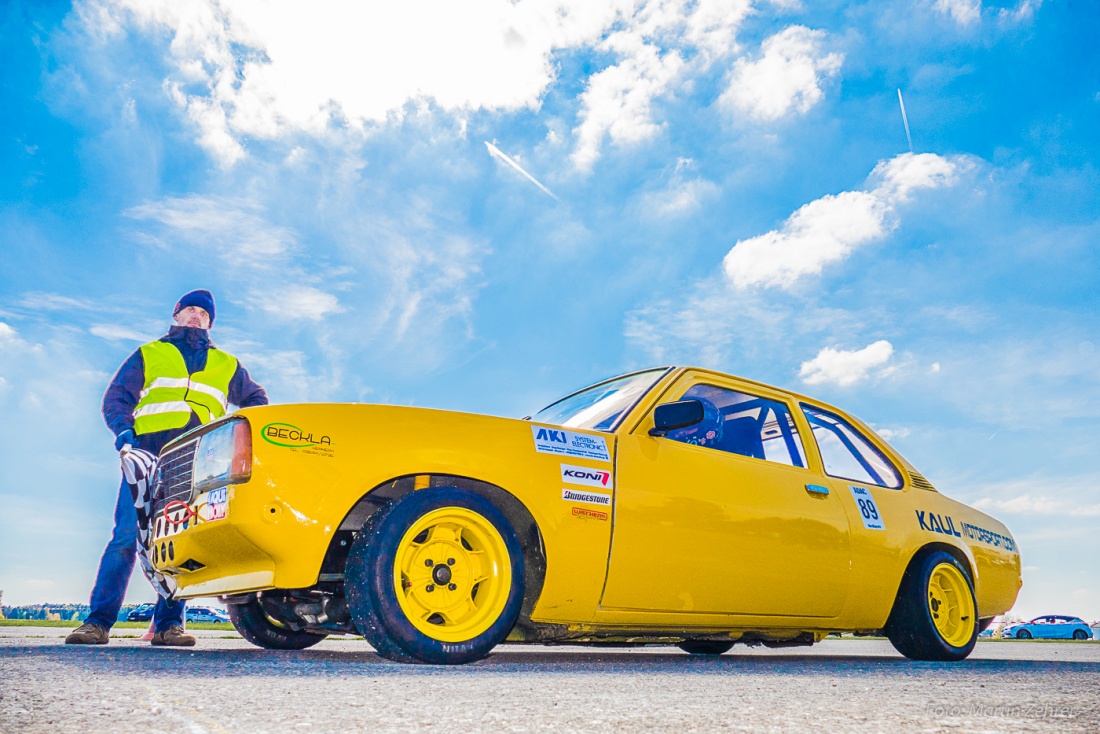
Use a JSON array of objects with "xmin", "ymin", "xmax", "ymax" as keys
[
  {"xmin": 228, "ymin": 596, "xmax": 328, "ymax": 650},
  {"xmin": 1072, "ymin": 629, "xmax": 1089, "ymax": 640},
  {"xmin": 678, "ymin": 640, "xmax": 734, "ymax": 656},
  {"xmin": 346, "ymin": 487, "xmax": 525, "ymax": 665},
  {"xmin": 884, "ymin": 550, "xmax": 977, "ymax": 661},
  {"xmin": 1016, "ymin": 629, "xmax": 1032, "ymax": 639}
]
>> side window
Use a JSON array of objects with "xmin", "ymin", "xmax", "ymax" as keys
[
  {"xmin": 665, "ymin": 384, "xmax": 807, "ymax": 468},
  {"xmin": 802, "ymin": 406, "xmax": 902, "ymax": 489}
]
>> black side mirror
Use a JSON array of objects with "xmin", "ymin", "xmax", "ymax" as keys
[{"xmin": 649, "ymin": 399, "xmax": 704, "ymax": 437}]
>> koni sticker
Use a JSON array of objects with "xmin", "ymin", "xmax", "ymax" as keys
[
  {"xmin": 560, "ymin": 464, "xmax": 613, "ymax": 489},
  {"xmin": 849, "ymin": 485, "xmax": 885, "ymax": 530},
  {"xmin": 572, "ymin": 506, "xmax": 609, "ymax": 521},
  {"xmin": 562, "ymin": 488, "xmax": 612, "ymax": 506},
  {"xmin": 532, "ymin": 425, "xmax": 611, "ymax": 462}
]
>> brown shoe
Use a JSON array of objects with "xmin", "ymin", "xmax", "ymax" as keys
[
  {"xmin": 151, "ymin": 625, "xmax": 196, "ymax": 647},
  {"xmin": 65, "ymin": 622, "xmax": 109, "ymax": 645}
]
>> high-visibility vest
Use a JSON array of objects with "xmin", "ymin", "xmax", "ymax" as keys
[{"xmin": 132, "ymin": 341, "xmax": 238, "ymax": 435}]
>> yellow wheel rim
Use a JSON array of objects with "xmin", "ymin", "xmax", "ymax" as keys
[
  {"xmin": 392, "ymin": 507, "xmax": 512, "ymax": 643},
  {"xmin": 928, "ymin": 562, "xmax": 975, "ymax": 648}
]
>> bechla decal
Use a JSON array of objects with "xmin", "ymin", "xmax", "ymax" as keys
[{"xmin": 261, "ymin": 422, "xmax": 332, "ymax": 449}]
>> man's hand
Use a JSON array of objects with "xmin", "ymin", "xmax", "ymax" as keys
[{"xmin": 114, "ymin": 429, "xmax": 135, "ymax": 451}]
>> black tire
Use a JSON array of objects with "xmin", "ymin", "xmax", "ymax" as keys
[
  {"xmin": 884, "ymin": 550, "xmax": 977, "ymax": 661},
  {"xmin": 346, "ymin": 486, "xmax": 525, "ymax": 665},
  {"xmin": 228, "ymin": 596, "xmax": 328, "ymax": 650},
  {"xmin": 1072, "ymin": 629, "xmax": 1088, "ymax": 640},
  {"xmin": 1016, "ymin": 629, "xmax": 1032, "ymax": 640},
  {"xmin": 678, "ymin": 640, "xmax": 735, "ymax": 656}
]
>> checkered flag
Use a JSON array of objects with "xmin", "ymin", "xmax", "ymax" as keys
[{"xmin": 120, "ymin": 447, "xmax": 177, "ymax": 599}]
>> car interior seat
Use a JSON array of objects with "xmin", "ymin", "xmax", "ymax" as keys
[{"xmin": 721, "ymin": 416, "xmax": 765, "ymax": 459}]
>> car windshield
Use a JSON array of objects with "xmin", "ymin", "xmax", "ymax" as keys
[{"xmin": 532, "ymin": 369, "xmax": 668, "ymax": 431}]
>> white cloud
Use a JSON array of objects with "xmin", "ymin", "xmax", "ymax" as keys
[
  {"xmin": 871, "ymin": 426, "xmax": 911, "ymax": 442},
  {"xmin": 998, "ymin": 0, "xmax": 1042, "ymax": 24},
  {"xmin": 641, "ymin": 176, "xmax": 719, "ymax": 218},
  {"xmin": 723, "ymin": 190, "xmax": 888, "ymax": 288},
  {"xmin": 934, "ymin": 0, "xmax": 981, "ymax": 26},
  {"xmin": 571, "ymin": 38, "xmax": 685, "ymax": 171},
  {"xmin": 721, "ymin": 25, "xmax": 843, "ymax": 121},
  {"xmin": 723, "ymin": 152, "xmax": 962, "ymax": 289},
  {"xmin": 798, "ymin": 340, "xmax": 895, "ymax": 387},
  {"xmin": 86, "ymin": 0, "xmax": 629, "ymax": 166},
  {"xmin": 972, "ymin": 493, "xmax": 1100, "ymax": 517},
  {"xmin": 89, "ymin": 324, "xmax": 151, "ymax": 342},
  {"xmin": 125, "ymin": 195, "xmax": 295, "ymax": 263},
  {"xmin": 81, "ymin": 1, "xmax": 764, "ymax": 171},
  {"xmin": 249, "ymin": 285, "xmax": 344, "ymax": 322}
]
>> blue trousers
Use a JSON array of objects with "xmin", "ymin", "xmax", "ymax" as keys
[{"xmin": 86, "ymin": 476, "xmax": 185, "ymax": 631}]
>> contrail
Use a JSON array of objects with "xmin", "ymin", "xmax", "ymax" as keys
[
  {"xmin": 897, "ymin": 88, "xmax": 913, "ymax": 153},
  {"xmin": 484, "ymin": 141, "xmax": 560, "ymax": 202}
]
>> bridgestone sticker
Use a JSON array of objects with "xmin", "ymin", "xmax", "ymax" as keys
[
  {"xmin": 531, "ymin": 425, "xmax": 611, "ymax": 462},
  {"xmin": 560, "ymin": 463, "xmax": 613, "ymax": 489},
  {"xmin": 849, "ymin": 485, "xmax": 885, "ymax": 530},
  {"xmin": 562, "ymin": 488, "xmax": 612, "ymax": 507}
]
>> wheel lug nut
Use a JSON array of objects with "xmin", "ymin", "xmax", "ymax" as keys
[
  {"xmin": 447, "ymin": 558, "xmax": 455, "ymax": 566},
  {"xmin": 425, "ymin": 559, "xmax": 433, "ymax": 567},
  {"xmin": 448, "ymin": 583, "xmax": 456, "ymax": 591},
  {"xmin": 426, "ymin": 584, "xmax": 435, "ymax": 592}
]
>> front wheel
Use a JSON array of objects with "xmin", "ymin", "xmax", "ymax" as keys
[
  {"xmin": 1016, "ymin": 629, "xmax": 1032, "ymax": 640},
  {"xmin": 678, "ymin": 641, "xmax": 734, "ymax": 656},
  {"xmin": 1072, "ymin": 629, "xmax": 1089, "ymax": 640},
  {"xmin": 228, "ymin": 596, "xmax": 328, "ymax": 650},
  {"xmin": 346, "ymin": 487, "xmax": 525, "ymax": 665},
  {"xmin": 884, "ymin": 550, "xmax": 977, "ymax": 661}
]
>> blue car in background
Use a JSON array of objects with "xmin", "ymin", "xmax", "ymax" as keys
[
  {"xmin": 185, "ymin": 606, "xmax": 231, "ymax": 624},
  {"xmin": 1001, "ymin": 615, "xmax": 1093, "ymax": 640},
  {"xmin": 126, "ymin": 603, "xmax": 155, "ymax": 622}
]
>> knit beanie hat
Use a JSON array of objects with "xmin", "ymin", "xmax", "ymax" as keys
[{"xmin": 173, "ymin": 289, "xmax": 216, "ymax": 326}]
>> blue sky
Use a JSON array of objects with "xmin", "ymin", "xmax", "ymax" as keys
[{"xmin": 1, "ymin": 0, "xmax": 1097, "ymax": 621}]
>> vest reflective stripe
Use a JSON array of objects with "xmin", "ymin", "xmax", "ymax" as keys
[
  {"xmin": 133, "ymin": 401, "xmax": 193, "ymax": 419},
  {"xmin": 133, "ymin": 341, "xmax": 238, "ymax": 435}
]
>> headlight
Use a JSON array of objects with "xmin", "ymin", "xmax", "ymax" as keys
[{"xmin": 193, "ymin": 418, "xmax": 252, "ymax": 494}]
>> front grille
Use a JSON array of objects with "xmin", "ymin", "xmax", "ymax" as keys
[
  {"xmin": 909, "ymin": 471, "xmax": 936, "ymax": 491},
  {"xmin": 153, "ymin": 440, "xmax": 198, "ymax": 518}
]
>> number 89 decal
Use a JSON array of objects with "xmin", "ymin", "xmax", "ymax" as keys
[{"xmin": 849, "ymin": 486, "xmax": 885, "ymax": 530}]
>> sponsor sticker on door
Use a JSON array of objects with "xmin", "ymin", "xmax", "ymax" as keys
[
  {"xmin": 562, "ymin": 488, "xmax": 612, "ymax": 507},
  {"xmin": 532, "ymin": 425, "xmax": 611, "ymax": 462},
  {"xmin": 849, "ymin": 485, "xmax": 884, "ymax": 530},
  {"xmin": 560, "ymin": 464, "xmax": 613, "ymax": 489}
]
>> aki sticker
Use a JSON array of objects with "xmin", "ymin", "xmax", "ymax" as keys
[
  {"xmin": 531, "ymin": 425, "xmax": 611, "ymax": 462},
  {"xmin": 849, "ymin": 485, "xmax": 885, "ymax": 530}
]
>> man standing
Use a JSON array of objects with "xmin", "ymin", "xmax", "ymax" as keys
[{"xmin": 66, "ymin": 290, "xmax": 268, "ymax": 646}]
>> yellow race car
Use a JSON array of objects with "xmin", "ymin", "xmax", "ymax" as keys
[{"xmin": 150, "ymin": 366, "xmax": 1021, "ymax": 664}]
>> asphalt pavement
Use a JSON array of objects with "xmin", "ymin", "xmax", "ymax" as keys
[{"xmin": 2, "ymin": 627, "xmax": 1098, "ymax": 733}]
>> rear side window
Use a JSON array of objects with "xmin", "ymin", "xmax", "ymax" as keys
[{"xmin": 802, "ymin": 406, "xmax": 901, "ymax": 488}]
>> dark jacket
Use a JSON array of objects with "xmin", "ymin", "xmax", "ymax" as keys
[{"xmin": 102, "ymin": 326, "xmax": 269, "ymax": 454}]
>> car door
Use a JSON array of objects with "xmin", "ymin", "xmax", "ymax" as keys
[{"xmin": 600, "ymin": 375, "xmax": 852, "ymax": 619}]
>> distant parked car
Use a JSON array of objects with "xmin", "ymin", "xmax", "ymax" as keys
[
  {"xmin": 126, "ymin": 603, "xmax": 155, "ymax": 622},
  {"xmin": 1001, "ymin": 615, "xmax": 1092, "ymax": 640},
  {"xmin": 185, "ymin": 606, "xmax": 230, "ymax": 623}
]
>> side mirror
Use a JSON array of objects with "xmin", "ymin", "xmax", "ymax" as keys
[{"xmin": 649, "ymin": 399, "xmax": 704, "ymax": 437}]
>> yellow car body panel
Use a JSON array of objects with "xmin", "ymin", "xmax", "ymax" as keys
[{"xmin": 153, "ymin": 367, "xmax": 1021, "ymax": 638}]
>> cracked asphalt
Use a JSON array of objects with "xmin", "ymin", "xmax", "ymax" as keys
[{"xmin": 2, "ymin": 628, "xmax": 1098, "ymax": 733}]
